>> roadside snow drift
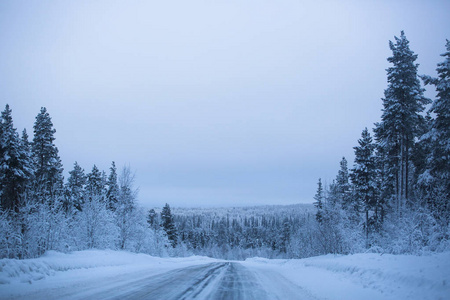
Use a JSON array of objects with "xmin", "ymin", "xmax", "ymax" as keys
[
  {"xmin": 0, "ymin": 250, "xmax": 217, "ymax": 285},
  {"xmin": 243, "ymin": 252, "xmax": 450, "ymax": 300}
]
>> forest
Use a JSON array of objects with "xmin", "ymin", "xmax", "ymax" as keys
[{"xmin": 0, "ymin": 32, "xmax": 449, "ymax": 260}]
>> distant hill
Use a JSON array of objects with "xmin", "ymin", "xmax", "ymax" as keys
[{"xmin": 171, "ymin": 203, "xmax": 315, "ymax": 218}]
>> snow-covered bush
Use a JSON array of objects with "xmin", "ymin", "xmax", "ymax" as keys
[
  {"xmin": 0, "ymin": 209, "xmax": 21, "ymax": 259},
  {"xmin": 72, "ymin": 195, "xmax": 118, "ymax": 250},
  {"xmin": 18, "ymin": 198, "xmax": 71, "ymax": 258},
  {"xmin": 379, "ymin": 205, "xmax": 445, "ymax": 255}
]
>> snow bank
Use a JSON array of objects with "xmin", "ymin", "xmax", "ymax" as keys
[
  {"xmin": 244, "ymin": 252, "xmax": 450, "ymax": 300},
  {"xmin": 0, "ymin": 249, "xmax": 217, "ymax": 285}
]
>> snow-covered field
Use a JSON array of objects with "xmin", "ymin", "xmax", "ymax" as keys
[{"xmin": 1, "ymin": 250, "xmax": 449, "ymax": 300}]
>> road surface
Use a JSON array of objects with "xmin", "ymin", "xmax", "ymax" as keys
[{"xmin": 4, "ymin": 262, "xmax": 317, "ymax": 300}]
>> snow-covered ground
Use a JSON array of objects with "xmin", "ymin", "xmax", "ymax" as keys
[
  {"xmin": 0, "ymin": 250, "xmax": 220, "ymax": 299},
  {"xmin": 1, "ymin": 250, "xmax": 449, "ymax": 300},
  {"xmin": 243, "ymin": 252, "xmax": 450, "ymax": 300}
]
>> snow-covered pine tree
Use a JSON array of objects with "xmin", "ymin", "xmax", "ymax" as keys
[
  {"xmin": 420, "ymin": 40, "xmax": 450, "ymax": 225},
  {"xmin": 315, "ymin": 158, "xmax": 361, "ymax": 254},
  {"xmin": 316, "ymin": 186, "xmax": 346, "ymax": 254},
  {"xmin": 147, "ymin": 208, "xmax": 159, "ymax": 229},
  {"xmin": 411, "ymin": 114, "xmax": 433, "ymax": 191},
  {"xmin": 32, "ymin": 107, "xmax": 64, "ymax": 202},
  {"xmin": 65, "ymin": 162, "xmax": 87, "ymax": 211},
  {"xmin": 350, "ymin": 128, "xmax": 377, "ymax": 247},
  {"xmin": 20, "ymin": 129, "xmax": 31, "ymax": 153},
  {"xmin": 161, "ymin": 203, "xmax": 177, "ymax": 247},
  {"xmin": 0, "ymin": 105, "xmax": 32, "ymax": 212},
  {"xmin": 279, "ymin": 217, "xmax": 291, "ymax": 254},
  {"xmin": 106, "ymin": 161, "xmax": 119, "ymax": 211},
  {"xmin": 20, "ymin": 129, "xmax": 34, "ymax": 202},
  {"xmin": 335, "ymin": 157, "xmax": 351, "ymax": 211},
  {"xmin": 85, "ymin": 165, "xmax": 105, "ymax": 199},
  {"xmin": 374, "ymin": 31, "xmax": 430, "ymax": 216},
  {"xmin": 313, "ymin": 178, "xmax": 324, "ymax": 223}
]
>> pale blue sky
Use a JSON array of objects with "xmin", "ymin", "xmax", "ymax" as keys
[{"xmin": 1, "ymin": 0, "xmax": 449, "ymax": 207}]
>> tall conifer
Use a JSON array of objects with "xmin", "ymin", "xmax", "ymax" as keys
[
  {"xmin": 420, "ymin": 40, "xmax": 450, "ymax": 223},
  {"xmin": 66, "ymin": 162, "xmax": 87, "ymax": 211},
  {"xmin": 374, "ymin": 31, "xmax": 430, "ymax": 215},
  {"xmin": 351, "ymin": 128, "xmax": 377, "ymax": 245},
  {"xmin": 32, "ymin": 107, "xmax": 64, "ymax": 201},
  {"xmin": 0, "ymin": 105, "xmax": 32, "ymax": 211}
]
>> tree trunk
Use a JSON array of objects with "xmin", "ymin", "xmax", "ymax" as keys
[
  {"xmin": 365, "ymin": 209, "xmax": 369, "ymax": 248},
  {"xmin": 405, "ymin": 136, "xmax": 409, "ymax": 202}
]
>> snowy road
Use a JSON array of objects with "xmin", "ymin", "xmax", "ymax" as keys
[
  {"xmin": 2, "ymin": 250, "xmax": 450, "ymax": 300},
  {"xmin": 3, "ymin": 262, "xmax": 315, "ymax": 300}
]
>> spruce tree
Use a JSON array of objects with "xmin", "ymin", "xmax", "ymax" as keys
[
  {"xmin": 0, "ymin": 105, "xmax": 32, "ymax": 211},
  {"xmin": 351, "ymin": 128, "xmax": 377, "ymax": 246},
  {"xmin": 20, "ymin": 129, "xmax": 31, "ymax": 152},
  {"xmin": 420, "ymin": 40, "xmax": 450, "ymax": 224},
  {"xmin": 336, "ymin": 157, "xmax": 351, "ymax": 210},
  {"xmin": 374, "ymin": 31, "xmax": 430, "ymax": 215},
  {"xmin": 65, "ymin": 162, "xmax": 87, "ymax": 211},
  {"xmin": 32, "ymin": 107, "xmax": 64, "ymax": 201},
  {"xmin": 279, "ymin": 217, "xmax": 291, "ymax": 253},
  {"xmin": 106, "ymin": 161, "xmax": 119, "ymax": 210},
  {"xmin": 85, "ymin": 165, "xmax": 105, "ymax": 198},
  {"xmin": 20, "ymin": 129, "xmax": 34, "ymax": 200},
  {"xmin": 313, "ymin": 178, "xmax": 324, "ymax": 223},
  {"xmin": 161, "ymin": 203, "xmax": 177, "ymax": 247}
]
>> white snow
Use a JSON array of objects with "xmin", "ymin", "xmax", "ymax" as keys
[
  {"xmin": 243, "ymin": 252, "xmax": 450, "ymax": 300},
  {"xmin": 0, "ymin": 250, "xmax": 220, "ymax": 299},
  {"xmin": 1, "ymin": 250, "xmax": 449, "ymax": 300}
]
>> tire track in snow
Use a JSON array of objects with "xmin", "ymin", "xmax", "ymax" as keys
[{"xmin": 4, "ymin": 262, "xmax": 319, "ymax": 300}]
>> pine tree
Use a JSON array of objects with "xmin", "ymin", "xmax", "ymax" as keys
[
  {"xmin": 0, "ymin": 105, "xmax": 32, "ymax": 212},
  {"xmin": 147, "ymin": 208, "xmax": 158, "ymax": 229},
  {"xmin": 65, "ymin": 162, "xmax": 87, "ymax": 211},
  {"xmin": 161, "ymin": 203, "xmax": 177, "ymax": 247},
  {"xmin": 374, "ymin": 31, "xmax": 430, "ymax": 215},
  {"xmin": 85, "ymin": 165, "xmax": 105, "ymax": 198},
  {"xmin": 412, "ymin": 114, "xmax": 434, "ymax": 188},
  {"xmin": 313, "ymin": 178, "xmax": 324, "ymax": 223},
  {"xmin": 351, "ymin": 128, "xmax": 377, "ymax": 246},
  {"xmin": 106, "ymin": 161, "xmax": 119, "ymax": 211},
  {"xmin": 20, "ymin": 129, "xmax": 34, "ymax": 200},
  {"xmin": 336, "ymin": 157, "xmax": 351, "ymax": 210},
  {"xmin": 20, "ymin": 129, "xmax": 31, "ymax": 152},
  {"xmin": 420, "ymin": 40, "xmax": 450, "ymax": 224},
  {"xmin": 32, "ymin": 107, "xmax": 64, "ymax": 201},
  {"xmin": 279, "ymin": 217, "xmax": 291, "ymax": 253}
]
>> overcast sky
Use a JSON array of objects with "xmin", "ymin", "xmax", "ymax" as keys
[{"xmin": 1, "ymin": 0, "xmax": 449, "ymax": 208}]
